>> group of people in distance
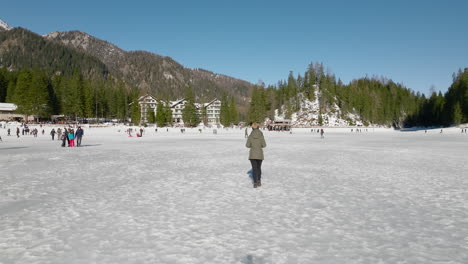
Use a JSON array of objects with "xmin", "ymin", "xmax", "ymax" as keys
[
  {"xmin": 2, "ymin": 123, "xmax": 84, "ymax": 148},
  {"xmin": 57, "ymin": 126, "xmax": 84, "ymax": 147}
]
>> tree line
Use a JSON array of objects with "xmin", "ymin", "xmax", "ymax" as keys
[
  {"xmin": 247, "ymin": 63, "xmax": 467, "ymax": 127},
  {"xmin": 0, "ymin": 67, "xmax": 137, "ymax": 122},
  {"xmin": 2, "ymin": 65, "xmax": 466, "ymax": 127}
]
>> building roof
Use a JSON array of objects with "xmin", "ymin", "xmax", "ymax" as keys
[
  {"xmin": 170, "ymin": 99, "xmax": 186, "ymax": 107},
  {"xmin": 0, "ymin": 103, "xmax": 17, "ymax": 111}
]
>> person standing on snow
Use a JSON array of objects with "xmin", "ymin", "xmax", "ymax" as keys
[
  {"xmin": 75, "ymin": 127, "xmax": 84, "ymax": 147},
  {"xmin": 320, "ymin": 128, "xmax": 324, "ymax": 139},
  {"xmin": 50, "ymin": 128, "xmax": 56, "ymax": 140},
  {"xmin": 246, "ymin": 122, "xmax": 267, "ymax": 188},
  {"xmin": 61, "ymin": 129, "xmax": 67, "ymax": 147},
  {"xmin": 68, "ymin": 129, "xmax": 75, "ymax": 147}
]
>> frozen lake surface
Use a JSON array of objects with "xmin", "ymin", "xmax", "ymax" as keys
[{"xmin": 1, "ymin": 126, "xmax": 467, "ymax": 264}]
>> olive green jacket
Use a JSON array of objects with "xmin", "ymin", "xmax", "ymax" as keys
[{"xmin": 246, "ymin": 128, "xmax": 267, "ymax": 160}]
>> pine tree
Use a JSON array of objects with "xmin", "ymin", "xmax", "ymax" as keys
[
  {"xmin": 248, "ymin": 86, "xmax": 266, "ymax": 123},
  {"xmin": 182, "ymin": 86, "xmax": 199, "ymax": 127},
  {"xmin": 130, "ymin": 96, "xmax": 141, "ymax": 125},
  {"xmin": 229, "ymin": 97, "xmax": 238, "ymax": 125},
  {"xmin": 220, "ymin": 95, "xmax": 230, "ymax": 126},
  {"xmin": 0, "ymin": 68, "xmax": 8, "ymax": 102},
  {"xmin": 164, "ymin": 101, "xmax": 173, "ymax": 126},
  {"xmin": 29, "ymin": 68, "xmax": 51, "ymax": 119},
  {"xmin": 200, "ymin": 103, "xmax": 208, "ymax": 125},
  {"xmin": 147, "ymin": 109, "xmax": 156, "ymax": 123},
  {"xmin": 155, "ymin": 101, "xmax": 167, "ymax": 127},
  {"xmin": 13, "ymin": 69, "xmax": 33, "ymax": 120},
  {"xmin": 63, "ymin": 71, "xmax": 85, "ymax": 120},
  {"xmin": 452, "ymin": 102, "xmax": 463, "ymax": 125}
]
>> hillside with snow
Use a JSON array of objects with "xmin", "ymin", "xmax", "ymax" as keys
[
  {"xmin": 274, "ymin": 91, "xmax": 365, "ymax": 127},
  {"xmin": 0, "ymin": 19, "xmax": 12, "ymax": 31}
]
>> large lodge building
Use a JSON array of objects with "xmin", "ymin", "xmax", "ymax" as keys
[
  {"xmin": 1, "ymin": 96, "xmax": 221, "ymax": 126},
  {"xmin": 138, "ymin": 95, "xmax": 221, "ymax": 126}
]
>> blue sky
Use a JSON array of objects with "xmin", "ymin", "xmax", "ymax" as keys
[{"xmin": 2, "ymin": 0, "xmax": 467, "ymax": 95}]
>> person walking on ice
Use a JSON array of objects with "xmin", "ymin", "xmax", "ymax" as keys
[
  {"xmin": 50, "ymin": 128, "xmax": 56, "ymax": 140},
  {"xmin": 75, "ymin": 126, "xmax": 84, "ymax": 147},
  {"xmin": 320, "ymin": 128, "xmax": 324, "ymax": 139},
  {"xmin": 246, "ymin": 122, "xmax": 267, "ymax": 188}
]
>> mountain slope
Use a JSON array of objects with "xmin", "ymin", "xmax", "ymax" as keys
[
  {"xmin": 44, "ymin": 31, "xmax": 253, "ymax": 102},
  {"xmin": 0, "ymin": 19, "xmax": 12, "ymax": 31},
  {"xmin": 0, "ymin": 28, "xmax": 109, "ymax": 77}
]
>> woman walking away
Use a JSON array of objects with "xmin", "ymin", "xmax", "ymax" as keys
[{"xmin": 246, "ymin": 122, "xmax": 267, "ymax": 188}]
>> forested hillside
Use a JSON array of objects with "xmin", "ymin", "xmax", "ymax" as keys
[
  {"xmin": 45, "ymin": 31, "xmax": 253, "ymax": 103},
  {"xmin": 406, "ymin": 69, "xmax": 468, "ymax": 126},
  {"xmin": 247, "ymin": 63, "xmax": 467, "ymax": 127},
  {"xmin": 0, "ymin": 67, "xmax": 137, "ymax": 122},
  {"xmin": 0, "ymin": 28, "xmax": 109, "ymax": 77}
]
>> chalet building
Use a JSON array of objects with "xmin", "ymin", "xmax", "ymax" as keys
[
  {"xmin": 0, "ymin": 103, "xmax": 33, "ymax": 121},
  {"xmin": 204, "ymin": 99, "xmax": 221, "ymax": 125},
  {"xmin": 170, "ymin": 99, "xmax": 186, "ymax": 124},
  {"xmin": 136, "ymin": 95, "xmax": 221, "ymax": 126},
  {"xmin": 137, "ymin": 95, "xmax": 159, "ymax": 123}
]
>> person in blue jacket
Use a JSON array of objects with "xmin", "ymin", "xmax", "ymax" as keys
[{"xmin": 75, "ymin": 127, "xmax": 84, "ymax": 147}]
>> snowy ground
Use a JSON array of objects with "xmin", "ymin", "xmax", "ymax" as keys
[{"xmin": 0, "ymin": 125, "xmax": 467, "ymax": 264}]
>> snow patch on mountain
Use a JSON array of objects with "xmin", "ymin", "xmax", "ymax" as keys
[
  {"xmin": 0, "ymin": 19, "xmax": 12, "ymax": 31},
  {"xmin": 163, "ymin": 72, "xmax": 174, "ymax": 80},
  {"xmin": 274, "ymin": 91, "xmax": 364, "ymax": 127}
]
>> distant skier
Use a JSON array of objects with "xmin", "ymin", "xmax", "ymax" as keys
[
  {"xmin": 320, "ymin": 128, "xmax": 324, "ymax": 139},
  {"xmin": 7, "ymin": 128, "xmax": 10, "ymax": 136},
  {"xmin": 16, "ymin": 127, "xmax": 20, "ymax": 138},
  {"xmin": 50, "ymin": 128, "xmax": 56, "ymax": 140},
  {"xmin": 246, "ymin": 122, "xmax": 267, "ymax": 188}
]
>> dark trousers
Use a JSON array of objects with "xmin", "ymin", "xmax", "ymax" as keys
[
  {"xmin": 76, "ymin": 136, "xmax": 82, "ymax": 146},
  {"xmin": 250, "ymin": 159, "xmax": 263, "ymax": 183}
]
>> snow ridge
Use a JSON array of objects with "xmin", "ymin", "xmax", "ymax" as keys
[{"xmin": 0, "ymin": 19, "xmax": 13, "ymax": 31}]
